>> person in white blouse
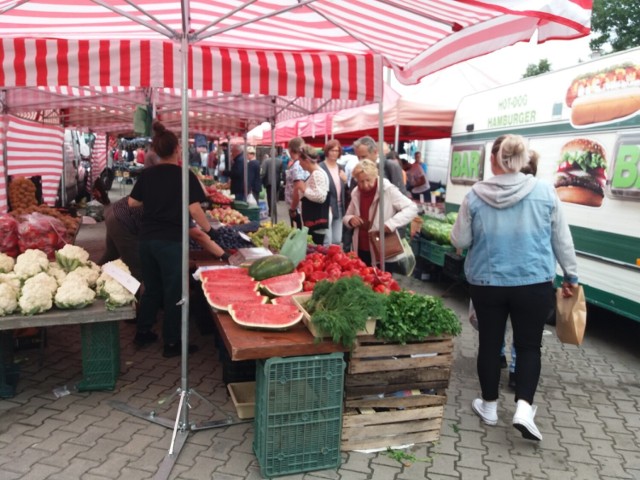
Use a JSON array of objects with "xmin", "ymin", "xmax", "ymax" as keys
[{"xmin": 296, "ymin": 145, "xmax": 330, "ymax": 245}]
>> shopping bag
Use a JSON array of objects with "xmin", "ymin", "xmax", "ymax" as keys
[
  {"xmin": 368, "ymin": 229, "xmax": 404, "ymax": 261},
  {"xmin": 468, "ymin": 300, "xmax": 479, "ymax": 331},
  {"xmin": 395, "ymin": 238, "xmax": 416, "ymax": 276},
  {"xmin": 555, "ymin": 285, "xmax": 587, "ymax": 345}
]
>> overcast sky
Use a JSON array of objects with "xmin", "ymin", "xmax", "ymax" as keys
[{"xmin": 390, "ymin": 35, "xmax": 596, "ymax": 107}]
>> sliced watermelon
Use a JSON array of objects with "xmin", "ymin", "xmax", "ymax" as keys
[
  {"xmin": 204, "ymin": 289, "xmax": 267, "ymax": 311},
  {"xmin": 203, "ymin": 277, "xmax": 259, "ymax": 291},
  {"xmin": 270, "ymin": 294, "xmax": 296, "ymax": 306},
  {"xmin": 228, "ymin": 303, "xmax": 303, "ymax": 330},
  {"xmin": 259, "ymin": 272, "xmax": 305, "ymax": 296},
  {"xmin": 201, "ymin": 268, "xmax": 249, "ymax": 282}
]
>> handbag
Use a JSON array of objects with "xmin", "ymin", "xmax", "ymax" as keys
[
  {"xmin": 555, "ymin": 285, "xmax": 587, "ymax": 345},
  {"xmin": 368, "ymin": 229, "xmax": 404, "ymax": 261},
  {"xmin": 300, "ymin": 196, "xmax": 330, "ymax": 233}
]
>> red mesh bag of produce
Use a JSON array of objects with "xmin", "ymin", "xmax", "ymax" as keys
[
  {"xmin": 17, "ymin": 212, "xmax": 67, "ymax": 260},
  {"xmin": 0, "ymin": 214, "xmax": 20, "ymax": 257}
]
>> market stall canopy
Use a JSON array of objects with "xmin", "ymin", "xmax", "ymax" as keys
[{"xmin": 0, "ymin": 0, "xmax": 591, "ymax": 89}]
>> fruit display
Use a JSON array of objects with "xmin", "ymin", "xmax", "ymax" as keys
[
  {"xmin": 208, "ymin": 207, "xmax": 249, "ymax": 225},
  {"xmin": 249, "ymin": 222, "xmax": 312, "ymax": 252},
  {"xmin": 208, "ymin": 226, "xmax": 254, "ymax": 250},
  {"xmin": 206, "ymin": 187, "xmax": 233, "ymax": 205},
  {"xmin": 9, "ymin": 205, "xmax": 81, "ymax": 242}
]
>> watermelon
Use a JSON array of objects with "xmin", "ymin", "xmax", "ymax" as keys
[
  {"xmin": 270, "ymin": 295, "xmax": 297, "ymax": 306},
  {"xmin": 201, "ymin": 268, "xmax": 249, "ymax": 282},
  {"xmin": 248, "ymin": 254, "xmax": 295, "ymax": 281},
  {"xmin": 228, "ymin": 303, "xmax": 303, "ymax": 330},
  {"xmin": 204, "ymin": 278, "xmax": 259, "ymax": 291},
  {"xmin": 204, "ymin": 289, "xmax": 267, "ymax": 311},
  {"xmin": 259, "ymin": 272, "xmax": 305, "ymax": 296}
]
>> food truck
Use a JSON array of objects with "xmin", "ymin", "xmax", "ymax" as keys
[{"xmin": 446, "ymin": 47, "xmax": 640, "ymax": 323}]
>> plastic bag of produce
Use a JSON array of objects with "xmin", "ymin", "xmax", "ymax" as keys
[
  {"xmin": 17, "ymin": 212, "xmax": 67, "ymax": 260},
  {"xmin": 279, "ymin": 226, "xmax": 309, "ymax": 267},
  {"xmin": 85, "ymin": 200, "xmax": 105, "ymax": 222},
  {"xmin": 0, "ymin": 214, "xmax": 20, "ymax": 257}
]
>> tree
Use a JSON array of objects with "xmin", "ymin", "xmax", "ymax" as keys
[
  {"xmin": 590, "ymin": 0, "xmax": 640, "ymax": 53},
  {"xmin": 522, "ymin": 59, "xmax": 551, "ymax": 78}
]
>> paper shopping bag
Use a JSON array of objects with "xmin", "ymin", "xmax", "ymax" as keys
[{"xmin": 555, "ymin": 285, "xmax": 587, "ymax": 346}]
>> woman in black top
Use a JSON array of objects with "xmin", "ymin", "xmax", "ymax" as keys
[{"xmin": 128, "ymin": 122, "xmax": 226, "ymax": 357}]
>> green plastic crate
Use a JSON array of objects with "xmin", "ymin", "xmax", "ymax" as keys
[
  {"xmin": 77, "ymin": 321, "xmax": 120, "ymax": 392},
  {"xmin": 253, "ymin": 353, "xmax": 345, "ymax": 479},
  {"xmin": 420, "ymin": 238, "xmax": 454, "ymax": 267}
]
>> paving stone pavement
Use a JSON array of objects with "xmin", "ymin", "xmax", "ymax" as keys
[{"xmin": 0, "ymin": 186, "xmax": 638, "ymax": 479}]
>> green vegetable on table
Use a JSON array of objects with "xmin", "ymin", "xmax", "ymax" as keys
[
  {"xmin": 305, "ymin": 276, "xmax": 387, "ymax": 348},
  {"xmin": 376, "ymin": 290, "xmax": 461, "ymax": 344}
]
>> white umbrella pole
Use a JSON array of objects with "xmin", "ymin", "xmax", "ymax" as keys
[{"xmin": 377, "ymin": 96, "xmax": 385, "ymax": 272}]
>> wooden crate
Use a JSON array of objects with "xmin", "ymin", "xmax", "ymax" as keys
[
  {"xmin": 342, "ymin": 335, "xmax": 453, "ymax": 451},
  {"xmin": 341, "ymin": 393, "xmax": 446, "ymax": 451}
]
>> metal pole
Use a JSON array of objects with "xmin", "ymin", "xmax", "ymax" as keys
[
  {"xmin": 270, "ymin": 118, "xmax": 277, "ymax": 223},
  {"xmin": 377, "ymin": 95, "xmax": 385, "ymax": 272}
]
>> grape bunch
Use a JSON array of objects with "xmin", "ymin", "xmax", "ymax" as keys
[{"xmin": 209, "ymin": 226, "xmax": 254, "ymax": 250}]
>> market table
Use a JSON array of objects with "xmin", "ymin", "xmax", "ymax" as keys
[
  {"xmin": 212, "ymin": 309, "xmax": 347, "ymax": 362},
  {"xmin": 0, "ymin": 300, "xmax": 135, "ymax": 398}
]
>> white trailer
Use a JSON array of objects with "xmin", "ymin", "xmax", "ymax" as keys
[{"xmin": 446, "ymin": 48, "xmax": 640, "ymax": 323}]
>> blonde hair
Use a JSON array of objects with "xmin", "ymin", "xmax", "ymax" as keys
[
  {"xmin": 352, "ymin": 159, "xmax": 378, "ymax": 179},
  {"xmin": 494, "ymin": 134, "xmax": 528, "ymax": 173}
]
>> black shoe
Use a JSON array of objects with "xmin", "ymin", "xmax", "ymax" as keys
[
  {"xmin": 508, "ymin": 372, "xmax": 516, "ymax": 390},
  {"xmin": 134, "ymin": 330, "xmax": 158, "ymax": 347},
  {"xmin": 163, "ymin": 343, "xmax": 199, "ymax": 358},
  {"xmin": 500, "ymin": 355, "xmax": 507, "ymax": 369}
]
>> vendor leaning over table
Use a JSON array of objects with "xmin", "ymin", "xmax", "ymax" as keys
[
  {"xmin": 343, "ymin": 159, "xmax": 417, "ymax": 274},
  {"xmin": 127, "ymin": 121, "xmax": 229, "ymax": 358}
]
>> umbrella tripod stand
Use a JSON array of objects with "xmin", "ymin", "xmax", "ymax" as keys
[{"xmin": 110, "ymin": 331, "xmax": 251, "ymax": 480}]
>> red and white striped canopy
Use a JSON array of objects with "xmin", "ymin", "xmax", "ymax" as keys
[{"xmin": 0, "ymin": 1, "xmax": 591, "ymax": 92}]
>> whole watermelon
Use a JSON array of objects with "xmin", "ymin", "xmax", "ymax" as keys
[{"xmin": 248, "ymin": 254, "xmax": 295, "ymax": 281}]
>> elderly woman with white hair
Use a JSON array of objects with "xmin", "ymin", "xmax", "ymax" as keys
[
  {"xmin": 451, "ymin": 134, "xmax": 579, "ymax": 442},
  {"xmin": 342, "ymin": 159, "xmax": 416, "ymax": 272}
]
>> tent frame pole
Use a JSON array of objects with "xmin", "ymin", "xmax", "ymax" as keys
[{"xmin": 110, "ymin": 7, "xmax": 249, "ymax": 480}]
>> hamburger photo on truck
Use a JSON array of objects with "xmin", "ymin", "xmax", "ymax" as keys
[{"xmin": 554, "ymin": 138, "xmax": 608, "ymax": 207}]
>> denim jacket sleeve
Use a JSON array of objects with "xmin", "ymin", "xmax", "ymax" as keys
[{"xmin": 550, "ymin": 195, "xmax": 579, "ymax": 284}]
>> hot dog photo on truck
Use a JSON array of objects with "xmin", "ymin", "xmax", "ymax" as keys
[{"xmin": 446, "ymin": 46, "xmax": 640, "ymax": 326}]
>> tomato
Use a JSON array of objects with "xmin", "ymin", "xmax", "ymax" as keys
[
  {"xmin": 327, "ymin": 244, "xmax": 342, "ymax": 257},
  {"xmin": 310, "ymin": 271, "xmax": 328, "ymax": 282},
  {"xmin": 303, "ymin": 280, "xmax": 315, "ymax": 291}
]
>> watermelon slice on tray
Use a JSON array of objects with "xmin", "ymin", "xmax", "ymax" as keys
[
  {"xmin": 228, "ymin": 303, "xmax": 303, "ymax": 330},
  {"xmin": 204, "ymin": 289, "xmax": 267, "ymax": 311},
  {"xmin": 259, "ymin": 272, "xmax": 305, "ymax": 296},
  {"xmin": 270, "ymin": 294, "xmax": 296, "ymax": 306}
]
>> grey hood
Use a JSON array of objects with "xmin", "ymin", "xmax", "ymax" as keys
[{"xmin": 472, "ymin": 172, "xmax": 537, "ymax": 209}]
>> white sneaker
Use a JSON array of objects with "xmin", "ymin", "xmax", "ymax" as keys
[
  {"xmin": 513, "ymin": 400, "xmax": 542, "ymax": 441},
  {"xmin": 472, "ymin": 398, "xmax": 498, "ymax": 425}
]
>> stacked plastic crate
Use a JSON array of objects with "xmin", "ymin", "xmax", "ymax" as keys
[{"xmin": 253, "ymin": 353, "xmax": 345, "ymax": 478}]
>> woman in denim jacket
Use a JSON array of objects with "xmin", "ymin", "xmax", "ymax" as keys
[{"xmin": 451, "ymin": 134, "xmax": 578, "ymax": 442}]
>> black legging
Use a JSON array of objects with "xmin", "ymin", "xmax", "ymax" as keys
[{"xmin": 470, "ymin": 282, "xmax": 555, "ymax": 405}]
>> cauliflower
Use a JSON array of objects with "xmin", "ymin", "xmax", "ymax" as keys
[
  {"xmin": 54, "ymin": 278, "xmax": 96, "ymax": 309},
  {"xmin": 55, "ymin": 244, "xmax": 90, "ymax": 272},
  {"xmin": 48, "ymin": 262, "xmax": 67, "ymax": 285},
  {"xmin": 0, "ymin": 252, "xmax": 15, "ymax": 273},
  {"xmin": 65, "ymin": 264, "xmax": 100, "ymax": 288},
  {"xmin": 19, "ymin": 274, "xmax": 57, "ymax": 315},
  {"xmin": 0, "ymin": 272, "xmax": 21, "ymax": 293},
  {"xmin": 14, "ymin": 249, "xmax": 49, "ymax": 279},
  {"xmin": 0, "ymin": 282, "xmax": 19, "ymax": 316},
  {"xmin": 97, "ymin": 278, "xmax": 135, "ymax": 309}
]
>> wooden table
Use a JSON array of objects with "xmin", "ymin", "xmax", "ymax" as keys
[
  {"xmin": 0, "ymin": 301, "xmax": 135, "ymax": 398},
  {"xmin": 212, "ymin": 310, "xmax": 346, "ymax": 361}
]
